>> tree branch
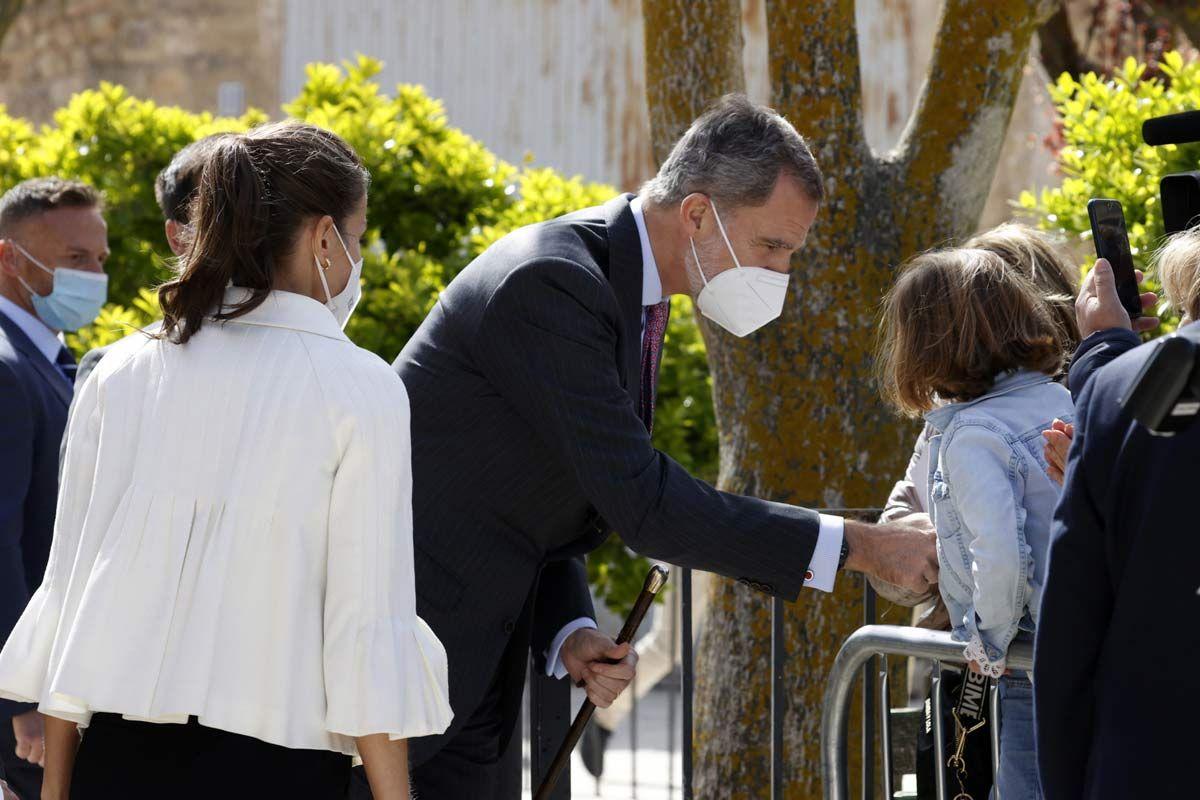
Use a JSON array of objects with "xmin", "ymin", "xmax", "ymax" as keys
[
  {"xmin": 764, "ymin": 0, "xmax": 866, "ymax": 161},
  {"xmin": 643, "ymin": 0, "xmax": 746, "ymax": 165},
  {"xmin": 1038, "ymin": 1, "xmax": 1099, "ymax": 80},
  {"xmin": 0, "ymin": 0, "xmax": 24, "ymax": 49},
  {"xmin": 899, "ymin": 0, "xmax": 1058, "ymax": 249},
  {"xmin": 1142, "ymin": 0, "xmax": 1200, "ymax": 49}
]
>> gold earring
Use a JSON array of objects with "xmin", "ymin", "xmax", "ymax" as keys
[{"xmin": 322, "ymin": 257, "xmax": 332, "ymax": 271}]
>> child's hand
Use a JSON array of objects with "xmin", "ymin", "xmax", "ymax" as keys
[
  {"xmin": 1042, "ymin": 419, "xmax": 1075, "ymax": 485},
  {"xmin": 967, "ymin": 659, "xmax": 1012, "ymax": 677}
]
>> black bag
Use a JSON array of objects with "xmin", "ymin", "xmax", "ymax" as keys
[{"xmin": 916, "ymin": 666, "xmax": 994, "ymax": 800}]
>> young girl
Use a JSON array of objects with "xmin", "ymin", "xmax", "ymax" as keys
[
  {"xmin": 879, "ymin": 223, "xmax": 1080, "ymax": 597},
  {"xmin": 879, "ymin": 246, "xmax": 1075, "ymax": 799}
]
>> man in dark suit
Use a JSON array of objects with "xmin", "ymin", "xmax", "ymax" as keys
[
  {"xmin": 1035, "ymin": 250, "xmax": 1197, "ymax": 798},
  {"xmin": 0, "ymin": 178, "xmax": 108, "ymax": 800},
  {"xmin": 364, "ymin": 95, "xmax": 937, "ymax": 798}
]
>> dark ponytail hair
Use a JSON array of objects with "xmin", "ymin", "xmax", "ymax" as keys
[{"xmin": 157, "ymin": 121, "xmax": 369, "ymax": 344}]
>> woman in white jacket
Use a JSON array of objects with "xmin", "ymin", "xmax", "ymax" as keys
[{"xmin": 0, "ymin": 121, "xmax": 451, "ymax": 799}]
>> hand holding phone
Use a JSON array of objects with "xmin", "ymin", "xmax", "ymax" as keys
[{"xmin": 1087, "ymin": 198, "xmax": 1143, "ymax": 318}]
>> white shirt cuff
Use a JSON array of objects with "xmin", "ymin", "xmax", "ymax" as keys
[
  {"xmin": 803, "ymin": 514, "xmax": 844, "ymax": 593},
  {"xmin": 545, "ymin": 617, "xmax": 598, "ymax": 678}
]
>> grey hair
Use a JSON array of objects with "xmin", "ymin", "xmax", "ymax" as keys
[{"xmin": 641, "ymin": 94, "xmax": 824, "ymax": 209}]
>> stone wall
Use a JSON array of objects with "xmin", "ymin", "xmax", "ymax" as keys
[{"xmin": 0, "ymin": 0, "xmax": 284, "ymax": 122}]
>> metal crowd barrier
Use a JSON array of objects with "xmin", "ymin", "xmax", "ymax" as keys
[
  {"xmin": 526, "ymin": 508, "xmax": 888, "ymax": 799},
  {"xmin": 820, "ymin": 624, "xmax": 1035, "ymax": 800}
]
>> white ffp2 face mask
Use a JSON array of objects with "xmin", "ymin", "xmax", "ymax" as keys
[
  {"xmin": 689, "ymin": 202, "xmax": 790, "ymax": 338},
  {"xmin": 313, "ymin": 225, "xmax": 363, "ymax": 329}
]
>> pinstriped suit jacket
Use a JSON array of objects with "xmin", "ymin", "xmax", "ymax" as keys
[{"xmin": 395, "ymin": 194, "xmax": 820, "ymax": 760}]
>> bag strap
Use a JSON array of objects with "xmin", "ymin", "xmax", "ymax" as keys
[{"xmin": 947, "ymin": 669, "xmax": 992, "ymax": 800}]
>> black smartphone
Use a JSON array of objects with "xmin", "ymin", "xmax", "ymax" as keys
[{"xmin": 1087, "ymin": 198, "xmax": 1143, "ymax": 318}]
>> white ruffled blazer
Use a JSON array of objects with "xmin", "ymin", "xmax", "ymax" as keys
[{"xmin": 0, "ymin": 288, "xmax": 452, "ymax": 756}]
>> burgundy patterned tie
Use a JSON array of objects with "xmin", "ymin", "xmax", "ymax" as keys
[{"xmin": 640, "ymin": 300, "xmax": 671, "ymax": 433}]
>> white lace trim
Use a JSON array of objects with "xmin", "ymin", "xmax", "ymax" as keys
[{"xmin": 962, "ymin": 637, "xmax": 1006, "ymax": 678}]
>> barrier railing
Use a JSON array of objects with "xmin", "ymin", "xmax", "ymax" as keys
[
  {"xmin": 527, "ymin": 508, "xmax": 888, "ymax": 799},
  {"xmin": 820, "ymin": 624, "xmax": 1035, "ymax": 800}
]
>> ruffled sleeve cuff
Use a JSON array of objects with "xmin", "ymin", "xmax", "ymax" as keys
[
  {"xmin": 325, "ymin": 615, "xmax": 453, "ymax": 742},
  {"xmin": 0, "ymin": 585, "xmax": 87, "ymax": 723},
  {"xmin": 962, "ymin": 636, "xmax": 1006, "ymax": 679}
]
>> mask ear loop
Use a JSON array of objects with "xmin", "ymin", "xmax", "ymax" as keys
[
  {"xmin": 9, "ymin": 242, "xmax": 54, "ymax": 299},
  {"xmin": 709, "ymin": 201, "xmax": 744, "ymax": 270},
  {"xmin": 331, "ymin": 225, "xmax": 353, "ymax": 264},
  {"xmin": 329, "ymin": 224, "xmax": 362, "ymax": 325},
  {"xmin": 688, "ymin": 238, "xmax": 711, "ymax": 288},
  {"xmin": 711, "ymin": 201, "xmax": 781, "ymax": 310}
]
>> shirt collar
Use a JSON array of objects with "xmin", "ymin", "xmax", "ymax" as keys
[
  {"xmin": 218, "ymin": 287, "xmax": 349, "ymax": 342},
  {"xmin": 924, "ymin": 369, "xmax": 1055, "ymax": 431},
  {"xmin": 630, "ymin": 196, "xmax": 663, "ymax": 307},
  {"xmin": 0, "ymin": 293, "xmax": 62, "ymax": 364}
]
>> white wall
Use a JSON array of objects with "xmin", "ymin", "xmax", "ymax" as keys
[{"xmin": 281, "ymin": 0, "xmax": 1059, "ymax": 226}]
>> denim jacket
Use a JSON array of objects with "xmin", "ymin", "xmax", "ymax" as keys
[{"xmin": 924, "ymin": 370, "xmax": 1074, "ymax": 677}]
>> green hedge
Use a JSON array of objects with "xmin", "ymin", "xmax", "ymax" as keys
[
  {"xmin": 0, "ymin": 57, "xmax": 717, "ymax": 614},
  {"xmin": 1020, "ymin": 51, "xmax": 1200, "ymax": 332}
]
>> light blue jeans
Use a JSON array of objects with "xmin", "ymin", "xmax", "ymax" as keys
[{"xmin": 992, "ymin": 675, "xmax": 1042, "ymax": 800}]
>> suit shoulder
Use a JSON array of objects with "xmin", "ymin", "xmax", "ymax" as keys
[
  {"xmin": 0, "ymin": 325, "xmax": 26, "ymax": 370},
  {"xmin": 0, "ymin": 346, "xmax": 31, "ymax": 408},
  {"xmin": 473, "ymin": 211, "xmax": 609, "ymax": 281}
]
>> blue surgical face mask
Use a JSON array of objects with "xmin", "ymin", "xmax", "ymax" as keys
[{"xmin": 12, "ymin": 243, "xmax": 108, "ymax": 331}]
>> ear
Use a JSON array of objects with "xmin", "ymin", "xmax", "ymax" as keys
[
  {"xmin": 164, "ymin": 221, "xmax": 186, "ymax": 257},
  {"xmin": 679, "ymin": 193, "xmax": 711, "ymax": 237},
  {"xmin": 0, "ymin": 240, "xmax": 17, "ymax": 276},
  {"xmin": 310, "ymin": 214, "xmax": 336, "ymax": 263}
]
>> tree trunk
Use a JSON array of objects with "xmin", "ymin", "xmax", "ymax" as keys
[
  {"xmin": 1038, "ymin": 2, "xmax": 1098, "ymax": 82},
  {"xmin": 643, "ymin": 0, "xmax": 1057, "ymax": 795},
  {"xmin": 1145, "ymin": 0, "xmax": 1200, "ymax": 46},
  {"xmin": 0, "ymin": 1, "xmax": 23, "ymax": 46}
]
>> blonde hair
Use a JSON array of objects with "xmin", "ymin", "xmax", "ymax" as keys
[
  {"xmin": 878, "ymin": 248, "xmax": 1065, "ymax": 417},
  {"xmin": 1153, "ymin": 227, "xmax": 1200, "ymax": 323},
  {"xmin": 965, "ymin": 223, "xmax": 1081, "ymax": 353}
]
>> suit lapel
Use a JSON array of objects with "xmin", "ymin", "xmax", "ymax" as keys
[
  {"xmin": 601, "ymin": 194, "xmax": 644, "ymax": 399},
  {"xmin": 0, "ymin": 312, "xmax": 72, "ymax": 408}
]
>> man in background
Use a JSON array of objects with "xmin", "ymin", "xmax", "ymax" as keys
[
  {"xmin": 0, "ymin": 178, "xmax": 108, "ymax": 800},
  {"xmin": 72, "ymin": 134, "xmax": 222, "ymax": 388},
  {"xmin": 1036, "ymin": 243, "xmax": 1193, "ymax": 799}
]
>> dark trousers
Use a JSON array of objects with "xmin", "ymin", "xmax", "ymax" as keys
[
  {"xmin": 0, "ymin": 715, "xmax": 42, "ymax": 800},
  {"xmin": 72, "ymin": 713, "xmax": 352, "ymax": 800},
  {"xmin": 349, "ymin": 665, "xmax": 523, "ymax": 800}
]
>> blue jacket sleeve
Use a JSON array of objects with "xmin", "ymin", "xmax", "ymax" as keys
[
  {"xmin": 1067, "ymin": 328, "xmax": 1140, "ymax": 401},
  {"xmin": 0, "ymin": 360, "xmax": 36, "ymax": 718},
  {"xmin": 1034, "ymin": 378, "xmax": 1114, "ymax": 800}
]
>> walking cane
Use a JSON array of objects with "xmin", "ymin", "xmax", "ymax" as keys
[{"xmin": 533, "ymin": 565, "xmax": 669, "ymax": 800}]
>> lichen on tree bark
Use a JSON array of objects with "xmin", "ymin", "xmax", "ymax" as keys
[{"xmin": 642, "ymin": 0, "xmax": 1056, "ymax": 795}]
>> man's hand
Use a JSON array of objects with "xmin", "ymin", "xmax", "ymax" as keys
[
  {"xmin": 1076, "ymin": 259, "xmax": 1158, "ymax": 339},
  {"xmin": 843, "ymin": 518, "xmax": 938, "ymax": 597},
  {"xmin": 867, "ymin": 513, "xmax": 938, "ymax": 606},
  {"xmin": 1042, "ymin": 418, "xmax": 1075, "ymax": 486},
  {"xmin": 560, "ymin": 628, "xmax": 638, "ymax": 709},
  {"xmin": 12, "ymin": 709, "xmax": 45, "ymax": 767}
]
